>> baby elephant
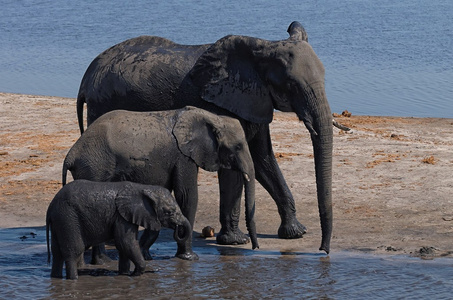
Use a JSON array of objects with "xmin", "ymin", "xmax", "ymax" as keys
[
  {"xmin": 46, "ymin": 180, "xmax": 191, "ymax": 280},
  {"xmin": 62, "ymin": 106, "xmax": 258, "ymax": 262}
]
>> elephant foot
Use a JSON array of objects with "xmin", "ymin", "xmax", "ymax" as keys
[
  {"xmin": 176, "ymin": 251, "xmax": 199, "ymax": 261},
  {"xmin": 119, "ymin": 270, "xmax": 131, "ymax": 276},
  {"xmin": 216, "ymin": 228, "xmax": 250, "ymax": 245},
  {"xmin": 141, "ymin": 249, "xmax": 153, "ymax": 261},
  {"xmin": 278, "ymin": 219, "xmax": 307, "ymax": 239},
  {"xmin": 77, "ymin": 254, "xmax": 86, "ymax": 268},
  {"xmin": 130, "ymin": 268, "xmax": 144, "ymax": 276}
]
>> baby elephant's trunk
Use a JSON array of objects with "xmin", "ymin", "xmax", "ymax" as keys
[{"xmin": 174, "ymin": 218, "xmax": 192, "ymax": 243}]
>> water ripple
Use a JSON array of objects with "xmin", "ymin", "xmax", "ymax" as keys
[{"xmin": 2, "ymin": 227, "xmax": 452, "ymax": 299}]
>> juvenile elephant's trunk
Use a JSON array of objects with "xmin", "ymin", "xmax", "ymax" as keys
[
  {"xmin": 174, "ymin": 218, "xmax": 192, "ymax": 244},
  {"xmin": 244, "ymin": 168, "xmax": 259, "ymax": 250}
]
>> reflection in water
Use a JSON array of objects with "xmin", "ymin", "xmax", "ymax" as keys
[{"xmin": 0, "ymin": 227, "xmax": 452, "ymax": 299}]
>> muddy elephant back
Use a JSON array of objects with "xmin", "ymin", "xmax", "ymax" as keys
[{"xmin": 80, "ymin": 36, "xmax": 210, "ymax": 119}]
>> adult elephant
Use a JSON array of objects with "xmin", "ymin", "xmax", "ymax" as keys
[{"xmin": 77, "ymin": 21, "xmax": 333, "ymax": 253}]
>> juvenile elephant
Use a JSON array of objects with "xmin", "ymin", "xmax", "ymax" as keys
[
  {"xmin": 63, "ymin": 106, "xmax": 258, "ymax": 261},
  {"xmin": 77, "ymin": 21, "xmax": 334, "ymax": 253},
  {"xmin": 46, "ymin": 180, "xmax": 190, "ymax": 280}
]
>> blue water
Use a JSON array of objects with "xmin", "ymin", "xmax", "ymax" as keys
[
  {"xmin": 1, "ymin": 227, "xmax": 452, "ymax": 299},
  {"xmin": 1, "ymin": 0, "xmax": 452, "ymax": 117}
]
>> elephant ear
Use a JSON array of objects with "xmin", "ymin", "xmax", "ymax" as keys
[
  {"xmin": 189, "ymin": 35, "xmax": 274, "ymax": 124},
  {"xmin": 115, "ymin": 185, "xmax": 161, "ymax": 232},
  {"xmin": 287, "ymin": 21, "xmax": 308, "ymax": 42},
  {"xmin": 173, "ymin": 107, "xmax": 220, "ymax": 172}
]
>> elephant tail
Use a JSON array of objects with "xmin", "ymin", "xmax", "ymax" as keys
[
  {"xmin": 46, "ymin": 216, "xmax": 51, "ymax": 265},
  {"xmin": 62, "ymin": 154, "xmax": 74, "ymax": 186},
  {"xmin": 77, "ymin": 94, "xmax": 85, "ymax": 134},
  {"xmin": 62, "ymin": 161, "xmax": 69, "ymax": 186}
]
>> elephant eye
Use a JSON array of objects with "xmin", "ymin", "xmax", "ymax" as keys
[
  {"xmin": 164, "ymin": 209, "xmax": 174, "ymax": 216},
  {"xmin": 235, "ymin": 144, "xmax": 242, "ymax": 152}
]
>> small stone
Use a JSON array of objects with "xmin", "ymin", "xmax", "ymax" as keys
[
  {"xmin": 342, "ymin": 110, "xmax": 352, "ymax": 117},
  {"xmin": 200, "ymin": 226, "xmax": 215, "ymax": 238}
]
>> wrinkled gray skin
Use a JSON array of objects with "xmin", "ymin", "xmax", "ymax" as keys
[
  {"xmin": 63, "ymin": 107, "xmax": 258, "ymax": 262},
  {"xmin": 46, "ymin": 180, "xmax": 190, "ymax": 280},
  {"xmin": 77, "ymin": 21, "xmax": 333, "ymax": 253}
]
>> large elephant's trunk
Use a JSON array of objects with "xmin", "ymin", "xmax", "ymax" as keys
[
  {"xmin": 244, "ymin": 169, "xmax": 259, "ymax": 250},
  {"xmin": 312, "ymin": 125, "xmax": 333, "ymax": 253},
  {"xmin": 298, "ymin": 85, "xmax": 333, "ymax": 254}
]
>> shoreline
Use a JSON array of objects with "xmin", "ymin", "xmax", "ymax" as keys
[{"xmin": 1, "ymin": 92, "xmax": 452, "ymax": 258}]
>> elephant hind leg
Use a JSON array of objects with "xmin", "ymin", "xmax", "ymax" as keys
[
  {"xmin": 61, "ymin": 244, "xmax": 84, "ymax": 279},
  {"xmin": 76, "ymin": 253, "xmax": 85, "ymax": 268},
  {"xmin": 50, "ymin": 235, "xmax": 64, "ymax": 278},
  {"xmin": 65, "ymin": 259, "xmax": 79, "ymax": 280},
  {"xmin": 51, "ymin": 258, "xmax": 64, "ymax": 278}
]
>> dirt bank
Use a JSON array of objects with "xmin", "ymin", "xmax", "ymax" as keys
[{"xmin": 1, "ymin": 92, "xmax": 452, "ymax": 258}]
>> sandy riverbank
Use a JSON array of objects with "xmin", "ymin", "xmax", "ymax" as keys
[{"xmin": 1, "ymin": 92, "xmax": 452, "ymax": 258}]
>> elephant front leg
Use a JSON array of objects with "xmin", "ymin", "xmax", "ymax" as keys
[
  {"xmin": 173, "ymin": 164, "xmax": 199, "ymax": 261},
  {"xmin": 216, "ymin": 168, "xmax": 250, "ymax": 245},
  {"xmin": 254, "ymin": 156, "xmax": 307, "ymax": 239},
  {"xmin": 249, "ymin": 126, "xmax": 307, "ymax": 239},
  {"xmin": 117, "ymin": 247, "xmax": 145, "ymax": 276},
  {"xmin": 115, "ymin": 226, "xmax": 146, "ymax": 276},
  {"xmin": 117, "ymin": 252, "xmax": 131, "ymax": 275},
  {"xmin": 139, "ymin": 229, "xmax": 160, "ymax": 260}
]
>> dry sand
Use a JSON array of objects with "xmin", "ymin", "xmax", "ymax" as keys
[{"xmin": 1, "ymin": 92, "xmax": 452, "ymax": 258}]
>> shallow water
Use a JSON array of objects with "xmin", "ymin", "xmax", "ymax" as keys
[
  {"xmin": 1, "ymin": 0, "xmax": 452, "ymax": 117},
  {"xmin": 1, "ymin": 227, "xmax": 452, "ymax": 299}
]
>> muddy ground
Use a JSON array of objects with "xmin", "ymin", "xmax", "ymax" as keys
[{"xmin": 1, "ymin": 92, "xmax": 452, "ymax": 258}]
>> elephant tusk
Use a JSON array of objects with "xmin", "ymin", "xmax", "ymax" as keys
[
  {"xmin": 302, "ymin": 120, "xmax": 318, "ymax": 136},
  {"xmin": 243, "ymin": 173, "xmax": 250, "ymax": 182},
  {"xmin": 332, "ymin": 119, "xmax": 351, "ymax": 131}
]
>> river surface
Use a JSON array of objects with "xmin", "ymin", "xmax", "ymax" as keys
[
  {"xmin": 1, "ymin": 0, "xmax": 452, "ymax": 117},
  {"xmin": 1, "ymin": 227, "xmax": 452, "ymax": 299}
]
